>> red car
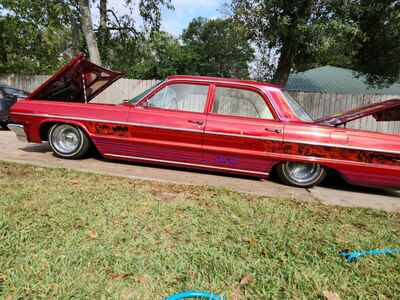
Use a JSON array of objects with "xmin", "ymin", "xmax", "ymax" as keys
[{"xmin": 8, "ymin": 54, "xmax": 400, "ymax": 188}]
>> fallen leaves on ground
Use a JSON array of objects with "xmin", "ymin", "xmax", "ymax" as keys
[
  {"xmin": 135, "ymin": 275, "xmax": 150, "ymax": 285},
  {"xmin": 110, "ymin": 273, "xmax": 132, "ymax": 281},
  {"xmin": 323, "ymin": 291, "xmax": 341, "ymax": 300},
  {"xmin": 239, "ymin": 273, "xmax": 254, "ymax": 287},
  {"xmin": 232, "ymin": 273, "xmax": 255, "ymax": 300},
  {"xmin": 88, "ymin": 229, "xmax": 98, "ymax": 240}
]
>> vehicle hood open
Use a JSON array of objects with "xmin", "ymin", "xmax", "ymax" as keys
[
  {"xmin": 27, "ymin": 53, "xmax": 124, "ymax": 103},
  {"xmin": 315, "ymin": 99, "xmax": 400, "ymax": 126}
]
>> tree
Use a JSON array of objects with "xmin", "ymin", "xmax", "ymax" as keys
[
  {"xmin": 350, "ymin": 0, "xmax": 400, "ymax": 85},
  {"xmin": 78, "ymin": 0, "xmax": 101, "ymax": 65},
  {"xmin": 232, "ymin": 0, "xmax": 400, "ymax": 86},
  {"xmin": 88, "ymin": 0, "xmax": 173, "ymax": 65},
  {"xmin": 0, "ymin": 0, "xmax": 74, "ymax": 74},
  {"xmin": 182, "ymin": 17, "xmax": 254, "ymax": 78},
  {"xmin": 232, "ymin": 0, "xmax": 346, "ymax": 84},
  {"xmin": 0, "ymin": 0, "xmax": 173, "ymax": 71}
]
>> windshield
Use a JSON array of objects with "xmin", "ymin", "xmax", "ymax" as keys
[
  {"xmin": 129, "ymin": 81, "xmax": 163, "ymax": 104},
  {"xmin": 283, "ymin": 91, "xmax": 313, "ymax": 122}
]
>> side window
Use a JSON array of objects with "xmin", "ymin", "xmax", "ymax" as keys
[
  {"xmin": 147, "ymin": 83, "xmax": 209, "ymax": 113},
  {"xmin": 212, "ymin": 87, "xmax": 274, "ymax": 119}
]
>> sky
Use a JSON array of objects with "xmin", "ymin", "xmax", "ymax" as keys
[{"xmin": 98, "ymin": 0, "xmax": 228, "ymax": 36}]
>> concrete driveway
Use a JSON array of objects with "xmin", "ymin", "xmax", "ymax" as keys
[{"xmin": 1, "ymin": 129, "xmax": 399, "ymax": 212}]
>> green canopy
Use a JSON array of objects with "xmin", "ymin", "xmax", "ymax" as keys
[{"xmin": 285, "ymin": 66, "xmax": 400, "ymax": 95}]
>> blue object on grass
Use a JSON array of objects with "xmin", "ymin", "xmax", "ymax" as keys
[
  {"xmin": 165, "ymin": 291, "xmax": 224, "ymax": 300},
  {"xmin": 340, "ymin": 248, "xmax": 400, "ymax": 262}
]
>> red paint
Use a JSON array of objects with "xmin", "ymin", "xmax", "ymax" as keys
[{"xmin": 9, "ymin": 55, "xmax": 400, "ymax": 189}]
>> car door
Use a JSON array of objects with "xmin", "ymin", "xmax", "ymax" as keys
[
  {"xmin": 125, "ymin": 82, "xmax": 210, "ymax": 164},
  {"xmin": 203, "ymin": 84, "xmax": 284, "ymax": 176}
]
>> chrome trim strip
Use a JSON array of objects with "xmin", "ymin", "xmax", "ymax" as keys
[
  {"xmin": 205, "ymin": 130, "xmax": 282, "ymax": 142},
  {"xmin": 104, "ymin": 153, "xmax": 269, "ymax": 176},
  {"xmin": 284, "ymin": 138, "xmax": 400, "ymax": 156},
  {"xmin": 12, "ymin": 112, "xmax": 204, "ymax": 134},
  {"xmin": 12, "ymin": 112, "xmax": 400, "ymax": 155},
  {"xmin": 7, "ymin": 124, "xmax": 28, "ymax": 142},
  {"xmin": 170, "ymin": 77, "xmax": 271, "ymax": 88}
]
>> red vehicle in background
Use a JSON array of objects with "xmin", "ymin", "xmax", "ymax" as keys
[{"xmin": 8, "ymin": 54, "xmax": 400, "ymax": 188}]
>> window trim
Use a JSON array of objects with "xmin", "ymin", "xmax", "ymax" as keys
[
  {"xmin": 207, "ymin": 83, "xmax": 278, "ymax": 121},
  {"xmin": 137, "ymin": 81, "xmax": 211, "ymax": 114}
]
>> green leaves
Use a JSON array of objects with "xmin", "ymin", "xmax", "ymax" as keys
[
  {"xmin": 233, "ymin": 0, "xmax": 400, "ymax": 86},
  {"xmin": 182, "ymin": 17, "xmax": 254, "ymax": 79},
  {"xmin": 0, "ymin": 0, "xmax": 74, "ymax": 74}
]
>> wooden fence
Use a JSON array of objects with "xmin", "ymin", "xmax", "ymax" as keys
[{"xmin": 1, "ymin": 74, "xmax": 399, "ymax": 134}]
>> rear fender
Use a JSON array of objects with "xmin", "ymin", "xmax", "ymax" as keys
[{"xmin": 39, "ymin": 119, "xmax": 91, "ymax": 141}]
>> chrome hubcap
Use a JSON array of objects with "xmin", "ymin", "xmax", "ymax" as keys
[
  {"xmin": 285, "ymin": 162, "xmax": 321, "ymax": 183},
  {"xmin": 52, "ymin": 125, "xmax": 81, "ymax": 154}
]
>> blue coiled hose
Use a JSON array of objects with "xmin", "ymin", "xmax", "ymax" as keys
[
  {"xmin": 165, "ymin": 291, "xmax": 224, "ymax": 300},
  {"xmin": 340, "ymin": 248, "xmax": 400, "ymax": 262}
]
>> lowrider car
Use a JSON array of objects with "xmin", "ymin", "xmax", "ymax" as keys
[{"xmin": 8, "ymin": 54, "xmax": 400, "ymax": 188}]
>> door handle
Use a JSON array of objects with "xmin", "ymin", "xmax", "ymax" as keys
[
  {"xmin": 188, "ymin": 120, "xmax": 204, "ymax": 126},
  {"xmin": 265, "ymin": 128, "xmax": 282, "ymax": 134}
]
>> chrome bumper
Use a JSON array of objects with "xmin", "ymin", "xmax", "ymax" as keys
[{"xmin": 7, "ymin": 124, "xmax": 28, "ymax": 142}]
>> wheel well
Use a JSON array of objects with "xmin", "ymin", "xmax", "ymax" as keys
[
  {"xmin": 40, "ymin": 122, "xmax": 58, "ymax": 141},
  {"xmin": 40, "ymin": 122, "xmax": 90, "ymax": 141},
  {"xmin": 269, "ymin": 162, "xmax": 281, "ymax": 180}
]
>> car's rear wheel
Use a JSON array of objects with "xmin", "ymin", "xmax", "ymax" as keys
[
  {"xmin": 276, "ymin": 161, "xmax": 326, "ymax": 188},
  {"xmin": 48, "ymin": 123, "xmax": 90, "ymax": 159}
]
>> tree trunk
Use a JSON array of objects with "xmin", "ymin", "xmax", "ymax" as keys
[
  {"xmin": 71, "ymin": 15, "xmax": 80, "ymax": 56},
  {"xmin": 98, "ymin": 0, "xmax": 109, "ymax": 55},
  {"xmin": 78, "ymin": 0, "xmax": 101, "ymax": 65},
  {"xmin": 99, "ymin": 0, "xmax": 107, "ymax": 30},
  {"xmin": 273, "ymin": 0, "xmax": 313, "ymax": 86},
  {"xmin": 273, "ymin": 41, "xmax": 294, "ymax": 86}
]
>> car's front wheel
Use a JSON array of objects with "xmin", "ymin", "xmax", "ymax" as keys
[
  {"xmin": 276, "ymin": 162, "xmax": 326, "ymax": 188},
  {"xmin": 48, "ymin": 123, "xmax": 91, "ymax": 159}
]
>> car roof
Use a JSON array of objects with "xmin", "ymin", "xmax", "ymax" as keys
[{"xmin": 166, "ymin": 75, "xmax": 282, "ymax": 89}]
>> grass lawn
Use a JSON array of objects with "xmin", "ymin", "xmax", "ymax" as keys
[{"xmin": 0, "ymin": 162, "xmax": 399, "ymax": 299}]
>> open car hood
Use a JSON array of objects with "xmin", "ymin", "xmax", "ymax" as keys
[
  {"xmin": 28, "ymin": 53, "xmax": 124, "ymax": 102},
  {"xmin": 315, "ymin": 99, "xmax": 400, "ymax": 126}
]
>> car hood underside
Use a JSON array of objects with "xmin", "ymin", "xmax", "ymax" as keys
[
  {"xmin": 27, "ymin": 54, "xmax": 124, "ymax": 103},
  {"xmin": 315, "ymin": 99, "xmax": 400, "ymax": 127}
]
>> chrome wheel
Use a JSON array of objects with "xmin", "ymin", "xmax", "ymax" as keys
[
  {"xmin": 51, "ymin": 124, "xmax": 82, "ymax": 154},
  {"xmin": 49, "ymin": 124, "xmax": 90, "ymax": 159},
  {"xmin": 277, "ymin": 162, "xmax": 326, "ymax": 187},
  {"xmin": 285, "ymin": 162, "xmax": 321, "ymax": 183}
]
